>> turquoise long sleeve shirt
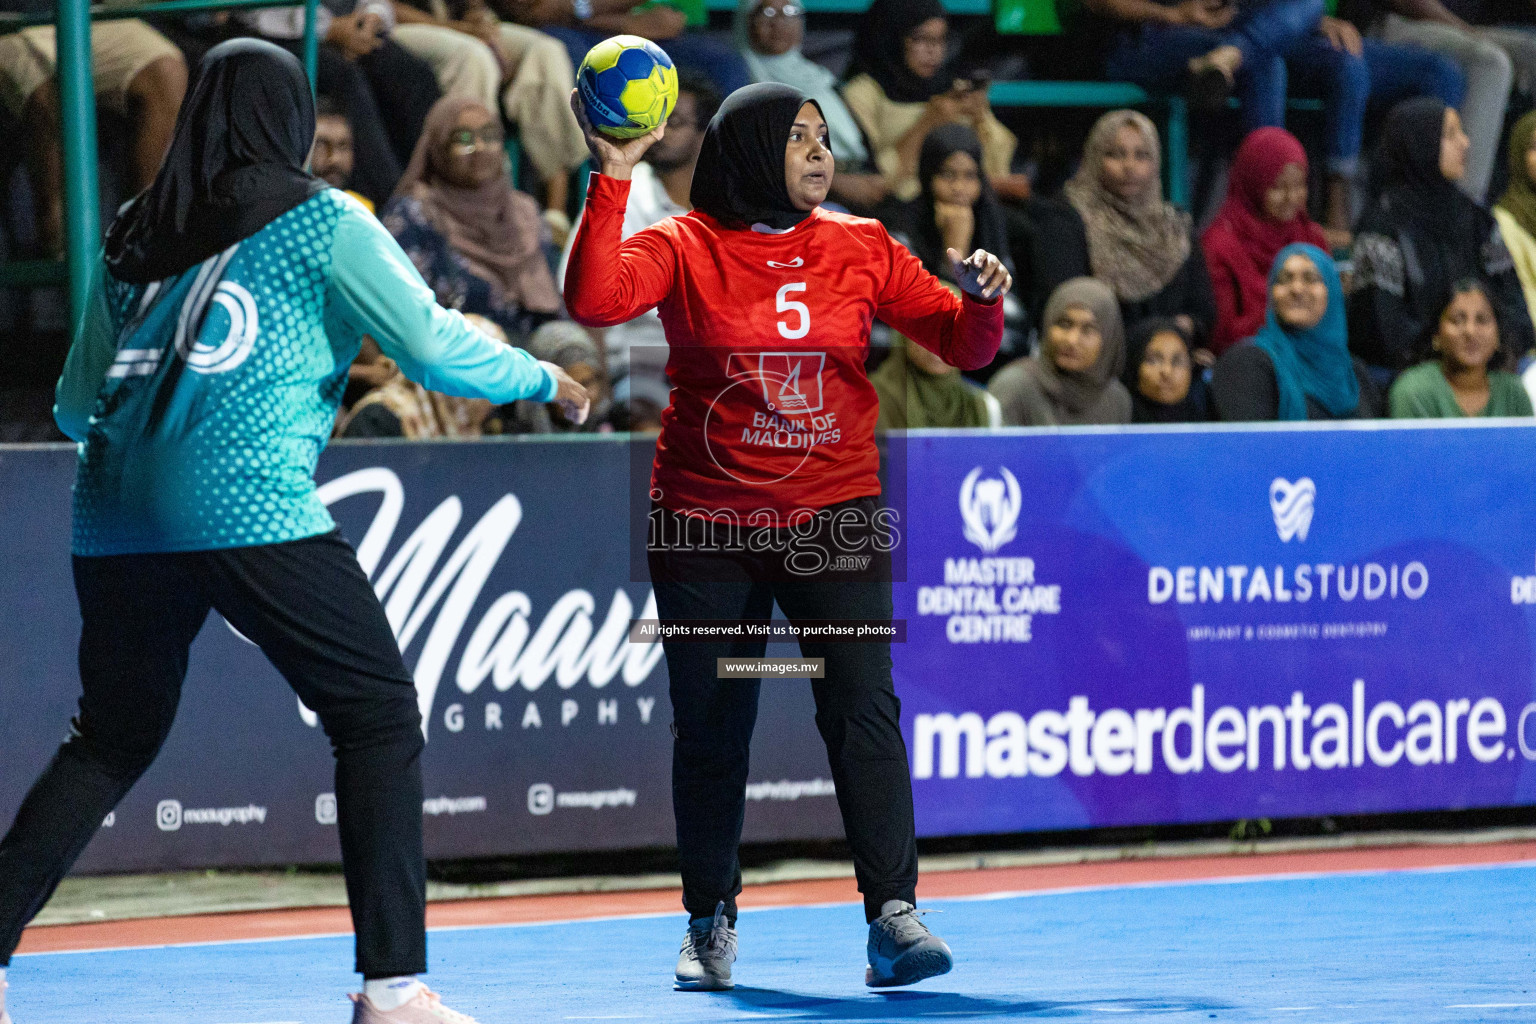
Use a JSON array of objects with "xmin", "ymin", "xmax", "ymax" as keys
[{"xmin": 56, "ymin": 189, "xmax": 558, "ymax": 556}]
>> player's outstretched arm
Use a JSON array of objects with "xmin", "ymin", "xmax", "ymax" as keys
[
  {"xmin": 54, "ymin": 261, "xmax": 117, "ymax": 442},
  {"xmin": 329, "ymin": 198, "xmax": 588, "ymax": 419}
]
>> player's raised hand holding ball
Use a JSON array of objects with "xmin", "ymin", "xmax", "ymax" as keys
[{"xmin": 572, "ymin": 35, "xmax": 678, "ymax": 179}]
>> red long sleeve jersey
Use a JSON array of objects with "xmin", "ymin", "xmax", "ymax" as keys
[{"xmin": 566, "ymin": 173, "xmax": 1004, "ymax": 519}]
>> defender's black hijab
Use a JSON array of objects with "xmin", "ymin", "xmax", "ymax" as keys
[
  {"xmin": 690, "ymin": 82, "xmax": 823, "ymax": 231},
  {"xmin": 105, "ymin": 38, "xmax": 326, "ymax": 284}
]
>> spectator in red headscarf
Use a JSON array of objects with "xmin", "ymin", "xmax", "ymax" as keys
[{"xmin": 1203, "ymin": 127, "xmax": 1330, "ymax": 357}]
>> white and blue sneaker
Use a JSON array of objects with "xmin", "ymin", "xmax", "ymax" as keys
[
  {"xmin": 865, "ymin": 900, "xmax": 953, "ymax": 987},
  {"xmin": 674, "ymin": 901, "xmax": 737, "ymax": 991}
]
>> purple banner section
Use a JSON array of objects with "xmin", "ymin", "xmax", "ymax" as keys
[{"xmin": 897, "ymin": 422, "xmax": 1536, "ymax": 835}]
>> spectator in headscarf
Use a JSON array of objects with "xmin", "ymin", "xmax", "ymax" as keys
[
  {"xmin": 900, "ymin": 123, "xmax": 1013, "ymax": 283},
  {"xmin": 1494, "ymin": 110, "xmax": 1536, "ymax": 327},
  {"xmin": 1214, "ymin": 244, "xmax": 1379, "ymax": 420},
  {"xmin": 608, "ymin": 370, "xmax": 670, "ymax": 433},
  {"xmin": 501, "ymin": 321, "xmax": 612, "ymax": 432},
  {"xmin": 839, "ymin": 0, "xmax": 1028, "ymax": 204},
  {"xmin": 1029, "ymin": 110, "xmax": 1216, "ymax": 348},
  {"xmin": 1080, "ymin": 0, "xmax": 1463, "ymax": 231},
  {"xmin": 1123, "ymin": 317, "xmax": 1207, "ymax": 422},
  {"xmin": 988, "ymin": 277, "xmax": 1132, "ymax": 425},
  {"xmin": 1348, "ymin": 96, "xmax": 1533, "ymax": 374},
  {"xmin": 385, "ymin": 0, "xmax": 592, "ymax": 233},
  {"xmin": 873, "ymin": 332, "xmax": 1002, "ymax": 430},
  {"xmin": 382, "ymin": 95, "xmax": 563, "ymax": 343},
  {"xmin": 1390, "ymin": 280, "xmax": 1534, "ymax": 418},
  {"xmin": 1203, "ymin": 127, "xmax": 1330, "ymax": 358},
  {"xmin": 733, "ymin": 0, "xmax": 888, "ymax": 211},
  {"xmin": 899, "ymin": 123, "xmax": 1026, "ymax": 367}
]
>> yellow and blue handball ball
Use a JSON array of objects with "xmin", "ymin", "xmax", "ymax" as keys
[{"xmin": 577, "ymin": 35, "xmax": 678, "ymax": 139}]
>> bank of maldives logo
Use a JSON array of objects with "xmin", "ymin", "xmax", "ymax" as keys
[
  {"xmin": 960, "ymin": 467, "xmax": 1021, "ymax": 554},
  {"xmin": 1270, "ymin": 477, "xmax": 1316, "ymax": 542},
  {"xmin": 726, "ymin": 352, "xmax": 826, "ymax": 415}
]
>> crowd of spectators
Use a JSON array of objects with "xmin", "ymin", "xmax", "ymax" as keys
[{"xmin": 7, "ymin": 0, "xmax": 1536, "ymax": 436}]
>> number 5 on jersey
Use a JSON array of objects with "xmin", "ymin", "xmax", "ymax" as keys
[{"xmin": 776, "ymin": 282, "xmax": 809, "ymax": 340}]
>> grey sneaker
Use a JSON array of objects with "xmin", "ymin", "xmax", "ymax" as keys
[
  {"xmin": 865, "ymin": 900, "xmax": 953, "ymax": 987},
  {"xmin": 674, "ymin": 901, "xmax": 737, "ymax": 991},
  {"xmin": 349, "ymin": 985, "xmax": 481, "ymax": 1023}
]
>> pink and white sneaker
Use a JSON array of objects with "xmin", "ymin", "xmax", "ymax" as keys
[{"xmin": 349, "ymin": 985, "xmax": 481, "ymax": 1024}]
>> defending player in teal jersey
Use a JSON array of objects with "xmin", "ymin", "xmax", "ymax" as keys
[{"xmin": 0, "ymin": 39, "xmax": 584, "ymax": 1024}]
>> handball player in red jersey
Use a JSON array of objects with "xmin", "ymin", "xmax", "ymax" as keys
[{"xmin": 565, "ymin": 81, "xmax": 1010, "ymax": 992}]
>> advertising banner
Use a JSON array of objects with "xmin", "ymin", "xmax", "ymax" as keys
[
  {"xmin": 0, "ymin": 439, "xmax": 845, "ymax": 873},
  {"xmin": 3, "ymin": 422, "xmax": 1535, "ymax": 872},
  {"xmin": 899, "ymin": 422, "xmax": 1536, "ymax": 835}
]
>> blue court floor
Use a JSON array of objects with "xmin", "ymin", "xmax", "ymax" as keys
[{"xmin": 10, "ymin": 861, "xmax": 1536, "ymax": 1023}]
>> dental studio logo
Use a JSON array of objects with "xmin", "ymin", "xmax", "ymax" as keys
[
  {"xmin": 1148, "ymin": 476, "xmax": 1429, "ymax": 606},
  {"xmin": 1270, "ymin": 477, "xmax": 1316, "ymax": 543}
]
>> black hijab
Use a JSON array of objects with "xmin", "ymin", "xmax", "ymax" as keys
[
  {"xmin": 1355, "ymin": 97, "xmax": 1510, "ymax": 368},
  {"xmin": 691, "ymin": 83, "xmax": 823, "ymax": 231},
  {"xmin": 846, "ymin": 0, "xmax": 949, "ymax": 104},
  {"xmin": 1362, "ymin": 97, "xmax": 1490, "ymax": 260},
  {"xmin": 907, "ymin": 123, "xmax": 1012, "ymax": 281},
  {"xmin": 1122, "ymin": 317, "xmax": 1207, "ymax": 423},
  {"xmin": 105, "ymin": 38, "xmax": 326, "ymax": 284}
]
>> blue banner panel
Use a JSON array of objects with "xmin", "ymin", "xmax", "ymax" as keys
[
  {"xmin": 897, "ymin": 422, "xmax": 1536, "ymax": 835},
  {"xmin": 4, "ymin": 422, "xmax": 1535, "ymax": 873}
]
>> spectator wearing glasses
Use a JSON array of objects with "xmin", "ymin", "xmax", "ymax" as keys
[
  {"xmin": 840, "ymin": 0, "xmax": 1029, "ymax": 205},
  {"xmin": 382, "ymin": 96, "xmax": 563, "ymax": 343},
  {"xmin": 388, "ymin": 0, "xmax": 592, "ymax": 230},
  {"xmin": 1123, "ymin": 316, "xmax": 1208, "ymax": 421},
  {"xmin": 311, "ymin": 96, "xmax": 374, "ymax": 212},
  {"xmin": 733, "ymin": 0, "xmax": 888, "ymax": 211}
]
